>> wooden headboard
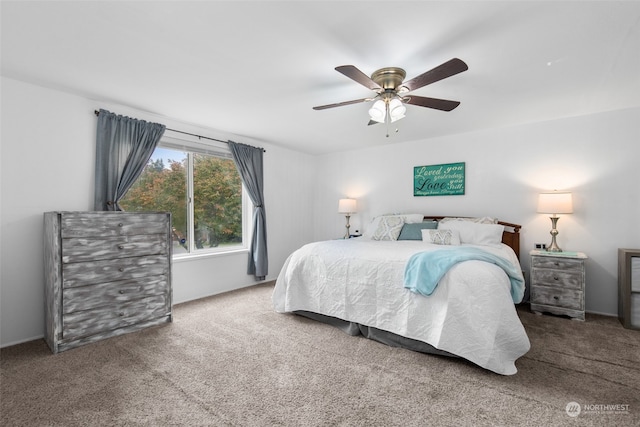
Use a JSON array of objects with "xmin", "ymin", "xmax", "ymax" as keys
[{"xmin": 422, "ymin": 216, "xmax": 522, "ymax": 260}]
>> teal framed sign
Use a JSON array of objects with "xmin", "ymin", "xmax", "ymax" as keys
[{"xmin": 414, "ymin": 162, "xmax": 465, "ymax": 196}]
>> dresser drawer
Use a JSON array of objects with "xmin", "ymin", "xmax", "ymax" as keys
[
  {"xmin": 62, "ymin": 276, "xmax": 169, "ymax": 314},
  {"xmin": 531, "ymin": 268, "xmax": 583, "ymax": 290},
  {"xmin": 62, "ymin": 234, "xmax": 167, "ymax": 263},
  {"xmin": 62, "ymin": 255, "xmax": 169, "ymax": 288},
  {"xmin": 531, "ymin": 256, "xmax": 583, "ymax": 271},
  {"xmin": 62, "ymin": 294, "xmax": 169, "ymax": 340},
  {"xmin": 60, "ymin": 212, "xmax": 169, "ymax": 238},
  {"xmin": 531, "ymin": 286, "xmax": 583, "ymax": 310}
]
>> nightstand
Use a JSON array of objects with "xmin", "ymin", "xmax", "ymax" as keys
[{"xmin": 530, "ymin": 250, "xmax": 588, "ymax": 321}]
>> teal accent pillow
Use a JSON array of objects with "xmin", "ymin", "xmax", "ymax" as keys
[{"xmin": 397, "ymin": 221, "xmax": 438, "ymax": 240}]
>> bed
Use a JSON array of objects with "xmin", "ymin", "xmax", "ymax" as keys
[{"xmin": 272, "ymin": 215, "xmax": 530, "ymax": 375}]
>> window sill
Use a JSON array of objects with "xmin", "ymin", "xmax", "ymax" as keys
[{"xmin": 172, "ymin": 248, "xmax": 249, "ymax": 263}]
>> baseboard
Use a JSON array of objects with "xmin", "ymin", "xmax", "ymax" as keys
[{"xmin": 1, "ymin": 334, "xmax": 45, "ymax": 349}]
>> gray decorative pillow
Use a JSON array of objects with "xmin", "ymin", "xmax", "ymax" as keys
[
  {"xmin": 397, "ymin": 221, "xmax": 438, "ymax": 240},
  {"xmin": 422, "ymin": 229, "xmax": 461, "ymax": 245},
  {"xmin": 372, "ymin": 216, "xmax": 405, "ymax": 241}
]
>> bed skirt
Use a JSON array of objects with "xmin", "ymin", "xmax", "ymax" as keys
[{"xmin": 294, "ymin": 311, "xmax": 457, "ymax": 358}]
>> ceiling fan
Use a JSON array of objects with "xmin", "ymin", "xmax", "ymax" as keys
[{"xmin": 313, "ymin": 58, "xmax": 468, "ymax": 127}]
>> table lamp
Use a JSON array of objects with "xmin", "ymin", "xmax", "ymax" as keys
[
  {"xmin": 338, "ymin": 198, "xmax": 357, "ymax": 239},
  {"xmin": 537, "ymin": 191, "xmax": 573, "ymax": 252}
]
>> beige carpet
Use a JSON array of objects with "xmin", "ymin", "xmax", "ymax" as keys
[{"xmin": 2, "ymin": 282, "xmax": 639, "ymax": 426}]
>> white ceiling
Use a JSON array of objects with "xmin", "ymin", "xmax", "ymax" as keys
[{"xmin": 2, "ymin": 1, "xmax": 639, "ymax": 155}]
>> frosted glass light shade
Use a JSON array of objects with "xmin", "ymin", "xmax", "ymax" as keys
[
  {"xmin": 368, "ymin": 100, "xmax": 386, "ymax": 123},
  {"xmin": 537, "ymin": 192, "xmax": 573, "ymax": 214},
  {"xmin": 389, "ymin": 98, "xmax": 406, "ymax": 122},
  {"xmin": 338, "ymin": 198, "xmax": 357, "ymax": 214}
]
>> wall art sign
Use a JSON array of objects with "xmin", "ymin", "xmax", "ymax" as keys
[{"xmin": 414, "ymin": 162, "xmax": 465, "ymax": 196}]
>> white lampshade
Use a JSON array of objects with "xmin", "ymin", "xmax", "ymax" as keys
[
  {"xmin": 537, "ymin": 192, "xmax": 573, "ymax": 214},
  {"xmin": 368, "ymin": 100, "xmax": 386, "ymax": 123},
  {"xmin": 338, "ymin": 198, "xmax": 357, "ymax": 214},
  {"xmin": 389, "ymin": 98, "xmax": 406, "ymax": 122}
]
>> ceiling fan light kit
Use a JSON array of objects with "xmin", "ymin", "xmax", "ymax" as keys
[{"xmin": 313, "ymin": 58, "xmax": 468, "ymax": 132}]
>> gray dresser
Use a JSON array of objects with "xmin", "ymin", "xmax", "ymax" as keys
[
  {"xmin": 530, "ymin": 250, "xmax": 587, "ymax": 321},
  {"xmin": 44, "ymin": 211, "xmax": 172, "ymax": 353},
  {"xmin": 618, "ymin": 248, "xmax": 640, "ymax": 330}
]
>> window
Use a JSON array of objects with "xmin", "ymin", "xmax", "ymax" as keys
[{"xmin": 120, "ymin": 137, "xmax": 249, "ymax": 257}]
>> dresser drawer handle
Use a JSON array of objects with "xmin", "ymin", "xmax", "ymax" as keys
[
  {"xmin": 553, "ymin": 296, "xmax": 559, "ymax": 300},
  {"xmin": 119, "ymin": 290, "xmax": 125, "ymax": 294},
  {"xmin": 118, "ymin": 267, "xmax": 125, "ymax": 272},
  {"xmin": 554, "ymin": 262, "xmax": 559, "ymax": 266},
  {"xmin": 118, "ymin": 245, "xmax": 125, "ymax": 250},
  {"xmin": 118, "ymin": 223, "xmax": 124, "ymax": 227},
  {"xmin": 118, "ymin": 312, "xmax": 125, "ymax": 317},
  {"xmin": 553, "ymin": 276, "xmax": 559, "ymax": 280}
]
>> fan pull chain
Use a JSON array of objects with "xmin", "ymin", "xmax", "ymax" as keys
[{"xmin": 386, "ymin": 102, "xmax": 390, "ymax": 137}]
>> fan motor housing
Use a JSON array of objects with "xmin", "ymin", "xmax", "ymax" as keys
[{"xmin": 371, "ymin": 67, "xmax": 406, "ymax": 90}]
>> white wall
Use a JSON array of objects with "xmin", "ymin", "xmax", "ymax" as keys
[
  {"xmin": 0, "ymin": 77, "xmax": 315, "ymax": 347},
  {"xmin": 313, "ymin": 108, "xmax": 640, "ymax": 316}
]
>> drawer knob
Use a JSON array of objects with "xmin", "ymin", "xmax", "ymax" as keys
[
  {"xmin": 553, "ymin": 296, "xmax": 559, "ymax": 300},
  {"xmin": 119, "ymin": 312, "xmax": 125, "ymax": 317},
  {"xmin": 554, "ymin": 262, "xmax": 559, "ymax": 266},
  {"xmin": 118, "ymin": 245, "xmax": 124, "ymax": 250},
  {"xmin": 118, "ymin": 267, "xmax": 125, "ymax": 272},
  {"xmin": 553, "ymin": 276, "xmax": 559, "ymax": 280},
  {"xmin": 119, "ymin": 290, "xmax": 124, "ymax": 294},
  {"xmin": 118, "ymin": 223, "xmax": 124, "ymax": 227}
]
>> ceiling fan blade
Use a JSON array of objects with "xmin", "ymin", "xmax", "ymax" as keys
[
  {"xmin": 400, "ymin": 58, "xmax": 468, "ymax": 92},
  {"xmin": 313, "ymin": 98, "xmax": 371, "ymax": 110},
  {"xmin": 404, "ymin": 95, "xmax": 461, "ymax": 111},
  {"xmin": 335, "ymin": 65, "xmax": 382, "ymax": 91}
]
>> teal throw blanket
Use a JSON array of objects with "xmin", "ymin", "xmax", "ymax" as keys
[{"xmin": 404, "ymin": 247, "xmax": 524, "ymax": 303}]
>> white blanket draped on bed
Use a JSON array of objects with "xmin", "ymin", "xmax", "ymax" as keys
[{"xmin": 272, "ymin": 239, "xmax": 530, "ymax": 375}]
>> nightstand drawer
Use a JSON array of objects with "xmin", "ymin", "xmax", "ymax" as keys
[
  {"xmin": 531, "ymin": 256, "xmax": 583, "ymax": 271},
  {"xmin": 531, "ymin": 286, "xmax": 583, "ymax": 310},
  {"xmin": 531, "ymin": 269, "xmax": 583, "ymax": 290}
]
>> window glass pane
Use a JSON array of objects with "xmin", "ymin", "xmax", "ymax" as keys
[
  {"xmin": 193, "ymin": 154, "xmax": 243, "ymax": 251},
  {"xmin": 119, "ymin": 148, "xmax": 188, "ymax": 254}
]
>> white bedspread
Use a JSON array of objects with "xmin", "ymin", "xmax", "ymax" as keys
[{"xmin": 272, "ymin": 239, "xmax": 530, "ymax": 375}]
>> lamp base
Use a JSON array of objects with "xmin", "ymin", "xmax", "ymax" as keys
[
  {"xmin": 343, "ymin": 215, "xmax": 351, "ymax": 239},
  {"xmin": 546, "ymin": 216, "xmax": 562, "ymax": 252}
]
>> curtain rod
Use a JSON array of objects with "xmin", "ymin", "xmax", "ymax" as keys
[{"xmin": 94, "ymin": 110, "xmax": 265, "ymax": 152}]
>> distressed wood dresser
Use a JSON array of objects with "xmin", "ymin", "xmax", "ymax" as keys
[
  {"xmin": 529, "ymin": 250, "xmax": 587, "ymax": 321},
  {"xmin": 44, "ymin": 211, "xmax": 172, "ymax": 353}
]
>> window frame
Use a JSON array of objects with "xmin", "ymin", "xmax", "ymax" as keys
[{"xmin": 139, "ymin": 135, "xmax": 251, "ymax": 260}]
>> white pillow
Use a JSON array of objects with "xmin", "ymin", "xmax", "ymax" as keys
[
  {"xmin": 422, "ymin": 229, "xmax": 461, "ymax": 245},
  {"xmin": 371, "ymin": 216, "xmax": 405, "ymax": 241},
  {"xmin": 401, "ymin": 214, "xmax": 426, "ymax": 224},
  {"xmin": 439, "ymin": 216, "xmax": 498, "ymax": 225},
  {"xmin": 364, "ymin": 213, "xmax": 424, "ymax": 238},
  {"xmin": 437, "ymin": 221, "xmax": 504, "ymax": 246}
]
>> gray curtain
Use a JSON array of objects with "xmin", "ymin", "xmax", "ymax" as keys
[
  {"xmin": 228, "ymin": 141, "xmax": 268, "ymax": 280},
  {"xmin": 94, "ymin": 109, "xmax": 166, "ymax": 211}
]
